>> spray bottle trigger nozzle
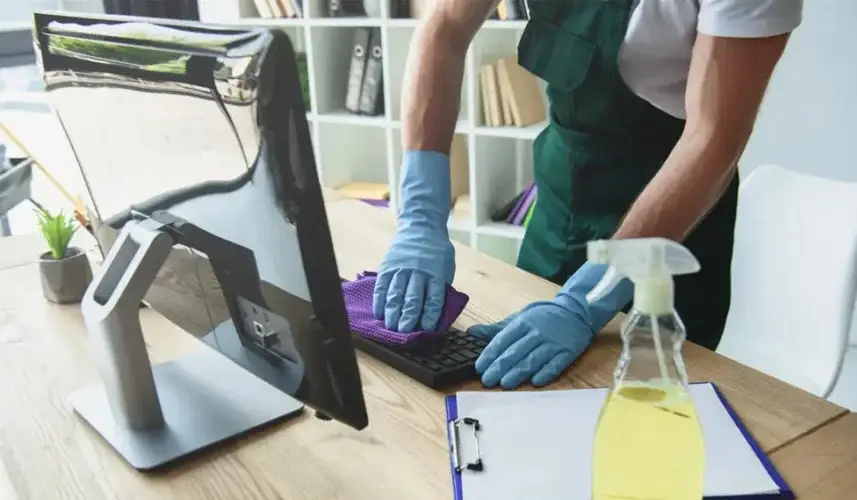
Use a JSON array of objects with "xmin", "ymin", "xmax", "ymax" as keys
[{"xmin": 586, "ymin": 266, "xmax": 624, "ymax": 304}]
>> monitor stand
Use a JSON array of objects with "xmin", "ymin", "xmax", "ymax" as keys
[{"xmin": 69, "ymin": 218, "xmax": 304, "ymax": 471}]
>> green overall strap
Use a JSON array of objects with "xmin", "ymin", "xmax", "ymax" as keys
[{"xmin": 515, "ymin": 0, "xmax": 738, "ymax": 350}]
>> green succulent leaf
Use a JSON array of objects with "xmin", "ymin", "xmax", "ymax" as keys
[{"xmin": 35, "ymin": 208, "xmax": 78, "ymax": 260}]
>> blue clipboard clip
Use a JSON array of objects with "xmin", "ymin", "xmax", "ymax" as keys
[{"xmin": 449, "ymin": 417, "xmax": 484, "ymax": 473}]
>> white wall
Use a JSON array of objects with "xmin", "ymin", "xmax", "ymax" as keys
[
  {"xmin": 739, "ymin": 0, "xmax": 857, "ymax": 344},
  {"xmin": 740, "ymin": 0, "xmax": 857, "ymax": 182}
]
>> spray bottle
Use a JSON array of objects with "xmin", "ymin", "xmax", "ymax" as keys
[{"xmin": 586, "ymin": 237, "xmax": 705, "ymax": 500}]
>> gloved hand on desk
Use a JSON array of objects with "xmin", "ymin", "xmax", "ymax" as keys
[
  {"xmin": 373, "ymin": 150, "xmax": 456, "ymax": 333},
  {"xmin": 469, "ymin": 262, "xmax": 633, "ymax": 389}
]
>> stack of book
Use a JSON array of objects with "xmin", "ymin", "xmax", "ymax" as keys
[
  {"xmin": 479, "ymin": 56, "xmax": 545, "ymax": 128},
  {"xmin": 492, "ymin": 182, "xmax": 537, "ymax": 227},
  {"xmin": 251, "ymin": 0, "xmax": 303, "ymax": 18}
]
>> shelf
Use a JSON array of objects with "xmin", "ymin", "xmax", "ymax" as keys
[
  {"xmin": 472, "ymin": 123, "xmax": 545, "ymax": 139},
  {"xmin": 482, "ymin": 20, "xmax": 528, "ymax": 30},
  {"xmin": 385, "ymin": 19, "xmax": 418, "ymax": 28},
  {"xmin": 315, "ymin": 111, "xmax": 387, "ymax": 126},
  {"xmin": 200, "ymin": 1, "xmax": 543, "ymax": 266},
  {"xmin": 233, "ymin": 17, "xmax": 304, "ymax": 27},
  {"xmin": 476, "ymin": 232, "xmax": 523, "ymax": 263},
  {"xmin": 448, "ymin": 217, "xmax": 472, "ymax": 232},
  {"xmin": 316, "ymin": 122, "xmax": 389, "ymax": 191},
  {"xmin": 389, "ymin": 119, "xmax": 470, "ymax": 134},
  {"xmin": 308, "ymin": 18, "xmax": 383, "ymax": 27},
  {"xmin": 476, "ymin": 222, "xmax": 526, "ymax": 239}
]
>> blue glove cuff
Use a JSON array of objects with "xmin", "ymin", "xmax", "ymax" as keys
[
  {"xmin": 555, "ymin": 261, "xmax": 633, "ymax": 335},
  {"xmin": 399, "ymin": 150, "xmax": 452, "ymax": 227}
]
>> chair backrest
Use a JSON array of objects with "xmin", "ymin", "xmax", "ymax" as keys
[{"xmin": 718, "ymin": 164, "xmax": 857, "ymax": 397}]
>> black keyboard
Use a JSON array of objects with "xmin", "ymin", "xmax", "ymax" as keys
[{"xmin": 350, "ymin": 327, "xmax": 488, "ymax": 389}]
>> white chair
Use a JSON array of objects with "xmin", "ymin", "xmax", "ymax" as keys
[{"xmin": 717, "ymin": 164, "xmax": 857, "ymax": 398}]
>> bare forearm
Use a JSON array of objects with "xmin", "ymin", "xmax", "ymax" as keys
[
  {"xmin": 612, "ymin": 128, "xmax": 742, "ymax": 241},
  {"xmin": 401, "ymin": 0, "xmax": 497, "ymax": 154},
  {"xmin": 401, "ymin": 23, "xmax": 466, "ymax": 153},
  {"xmin": 614, "ymin": 32, "xmax": 789, "ymax": 242}
]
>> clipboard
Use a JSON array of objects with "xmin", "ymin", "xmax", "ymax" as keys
[{"xmin": 445, "ymin": 382, "xmax": 793, "ymax": 500}]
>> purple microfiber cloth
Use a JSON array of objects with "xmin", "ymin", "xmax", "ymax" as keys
[{"xmin": 341, "ymin": 271, "xmax": 469, "ymax": 349}]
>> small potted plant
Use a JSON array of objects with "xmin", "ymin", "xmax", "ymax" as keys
[{"xmin": 36, "ymin": 207, "xmax": 93, "ymax": 304}]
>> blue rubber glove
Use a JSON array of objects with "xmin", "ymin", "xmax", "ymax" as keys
[
  {"xmin": 469, "ymin": 262, "xmax": 633, "ymax": 389},
  {"xmin": 373, "ymin": 151, "xmax": 455, "ymax": 332}
]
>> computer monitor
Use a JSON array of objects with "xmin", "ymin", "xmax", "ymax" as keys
[{"xmin": 32, "ymin": 12, "xmax": 368, "ymax": 470}]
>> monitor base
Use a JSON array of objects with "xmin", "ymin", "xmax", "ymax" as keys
[{"xmin": 70, "ymin": 345, "xmax": 304, "ymax": 471}]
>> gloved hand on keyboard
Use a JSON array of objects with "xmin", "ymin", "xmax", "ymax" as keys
[
  {"xmin": 373, "ymin": 151, "xmax": 456, "ymax": 333},
  {"xmin": 468, "ymin": 262, "xmax": 633, "ymax": 389}
]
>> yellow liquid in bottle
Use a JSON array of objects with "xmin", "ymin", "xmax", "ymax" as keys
[{"xmin": 592, "ymin": 380, "xmax": 705, "ymax": 500}]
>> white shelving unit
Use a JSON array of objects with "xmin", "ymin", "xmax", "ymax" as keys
[{"xmin": 202, "ymin": 1, "xmax": 549, "ymax": 265}]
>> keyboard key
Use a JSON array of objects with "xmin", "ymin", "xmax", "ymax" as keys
[
  {"xmin": 449, "ymin": 352, "xmax": 467, "ymax": 363},
  {"xmin": 460, "ymin": 349, "xmax": 479, "ymax": 360}
]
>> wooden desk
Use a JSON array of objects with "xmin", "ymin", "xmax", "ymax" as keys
[
  {"xmin": 772, "ymin": 412, "xmax": 857, "ymax": 498},
  {"xmin": 0, "ymin": 199, "xmax": 852, "ymax": 499}
]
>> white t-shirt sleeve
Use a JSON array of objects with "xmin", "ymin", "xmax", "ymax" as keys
[{"xmin": 697, "ymin": 0, "xmax": 803, "ymax": 38}]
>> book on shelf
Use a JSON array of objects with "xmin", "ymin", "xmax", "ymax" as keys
[
  {"xmin": 489, "ymin": 0, "xmax": 529, "ymax": 20},
  {"xmin": 491, "ymin": 182, "xmax": 538, "ymax": 227},
  {"xmin": 479, "ymin": 56, "xmax": 545, "ymax": 128},
  {"xmin": 449, "ymin": 134, "xmax": 469, "ymax": 208},
  {"xmin": 252, "ymin": 0, "xmax": 303, "ymax": 18}
]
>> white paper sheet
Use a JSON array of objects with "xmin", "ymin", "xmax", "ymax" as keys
[{"xmin": 454, "ymin": 383, "xmax": 780, "ymax": 500}]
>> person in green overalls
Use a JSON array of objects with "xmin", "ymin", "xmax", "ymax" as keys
[{"xmin": 374, "ymin": 0, "xmax": 802, "ymax": 389}]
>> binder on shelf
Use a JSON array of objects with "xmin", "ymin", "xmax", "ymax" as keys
[
  {"xmin": 358, "ymin": 28, "xmax": 384, "ymax": 116},
  {"xmin": 391, "ymin": 0, "xmax": 410, "ymax": 18},
  {"xmin": 445, "ymin": 382, "xmax": 793, "ymax": 500},
  {"xmin": 490, "ymin": 183, "xmax": 536, "ymax": 226},
  {"xmin": 296, "ymin": 52, "xmax": 310, "ymax": 111},
  {"xmin": 490, "ymin": 195, "xmax": 521, "ymax": 223},
  {"xmin": 522, "ymin": 198, "xmax": 536, "ymax": 227},
  {"xmin": 509, "ymin": 184, "xmax": 536, "ymax": 226},
  {"xmin": 328, "ymin": 0, "xmax": 366, "ymax": 17},
  {"xmin": 345, "ymin": 27, "xmax": 372, "ymax": 114}
]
